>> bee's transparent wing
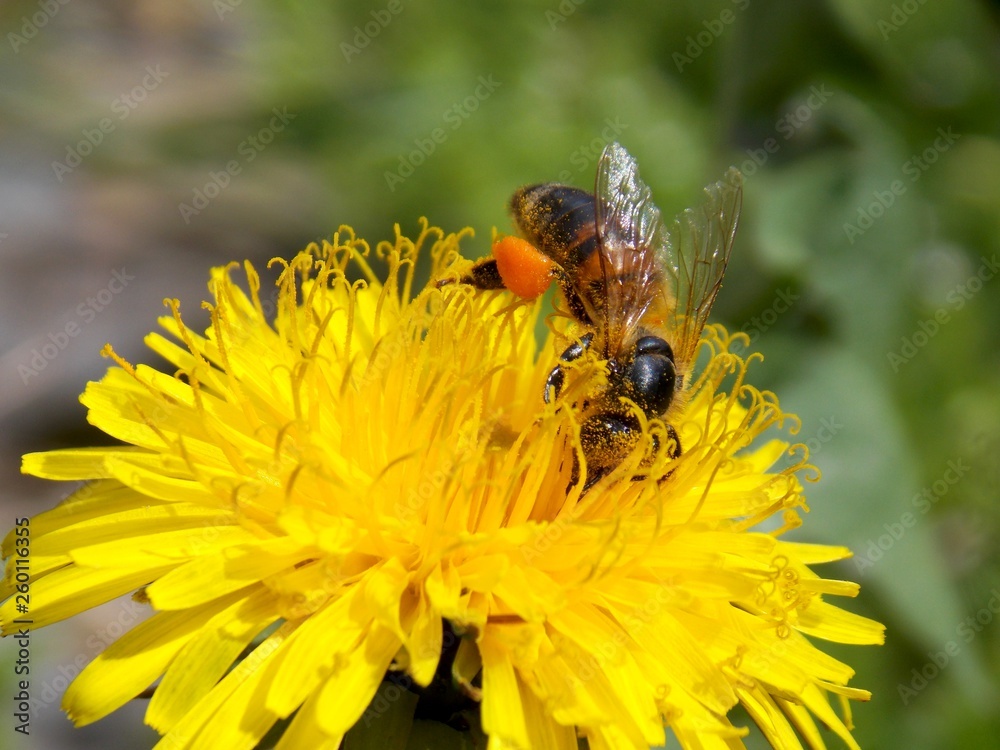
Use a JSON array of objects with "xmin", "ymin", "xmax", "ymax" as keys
[
  {"xmin": 594, "ymin": 142, "xmax": 742, "ymax": 369},
  {"xmin": 662, "ymin": 166, "xmax": 742, "ymax": 372},
  {"xmin": 592, "ymin": 142, "xmax": 668, "ymax": 358}
]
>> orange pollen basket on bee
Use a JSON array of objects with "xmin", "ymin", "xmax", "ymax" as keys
[{"xmin": 491, "ymin": 235, "xmax": 554, "ymax": 299}]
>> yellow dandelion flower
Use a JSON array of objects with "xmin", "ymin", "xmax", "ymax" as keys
[{"xmin": 2, "ymin": 220, "xmax": 883, "ymax": 750}]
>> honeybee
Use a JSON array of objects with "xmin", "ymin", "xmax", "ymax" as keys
[{"xmin": 453, "ymin": 142, "xmax": 742, "ymax": 488}]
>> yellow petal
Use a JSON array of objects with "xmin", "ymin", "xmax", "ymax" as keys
[
  {"xmin": 152, "ymin": 624, "xmax": 294, "ymax": 750},
  {"xmin": 406, "ymin": 592, "xmax": 442, "ymax": 687},
  {"xmin": 273, "ymin": 687, "xmax": 344, "ymax": 750},
  {"xmin": 147, "ymin": 587, "xmax": 277, "ymax": 732},
  {"xmin": 796, "ymin": 599, "xmax": 886, "ymax": 645},
  {"xmin": 314, "ymin": 623, "xmax": 401, "ymax": 736},
  {"xmin": 480, "ymin": 633, "xmax": 529, "ymax": 749},
  {"xmin": 1, "ymin": 563, "xmax": 176, "ymax": 632},
  {"xmin": 64, "ymin": 589, "xmax": 246, "ymax": 726}
]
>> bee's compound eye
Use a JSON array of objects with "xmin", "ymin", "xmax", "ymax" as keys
[
  {"xmin": 491, "ymin": 236, "xmax": 554, "ymax": 300},
  {"xmin": 634, "ymin": 335, "xmax": 673, "ymax": 358},
  {"xmin": 628, "ymin": 336, "xmax": 676, "ymax": 415}
]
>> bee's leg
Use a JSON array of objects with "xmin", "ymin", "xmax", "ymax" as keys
[
  {"xmin": 544, "ymin": 332, "xmax": 594, "ymax": 404},
  {"xmin": 563, "ymin": 288, "xmax": 592, "ymax": 326},
  {"xmin": 569, "ymin": 454, "xmax": 610, "ymax": 494},
  {"xmin": 649, "ymin": 424, "xmax": 682, "ymax": 462},
  {"xmin": 580, "ymin": 462, "xmax": 607, "ymax": 493},
  {"xmin": 437, "ymin": 257, "xmax": 507, "ymax": 290},
  {"xmin": 544, "ymin": 366, "xmax": 565, "ymax": 405},
  {"xmin": 664, "ymin": 424, "xmax": 682, "ymax": 459},
  {"xmin": 651, "ymin": 425, "xmax": 683, "ymax": 488}
]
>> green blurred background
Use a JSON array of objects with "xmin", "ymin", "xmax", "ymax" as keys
[{"xmin": 1, "ymin": 1, "xmax": 999, "ymax": 748}]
